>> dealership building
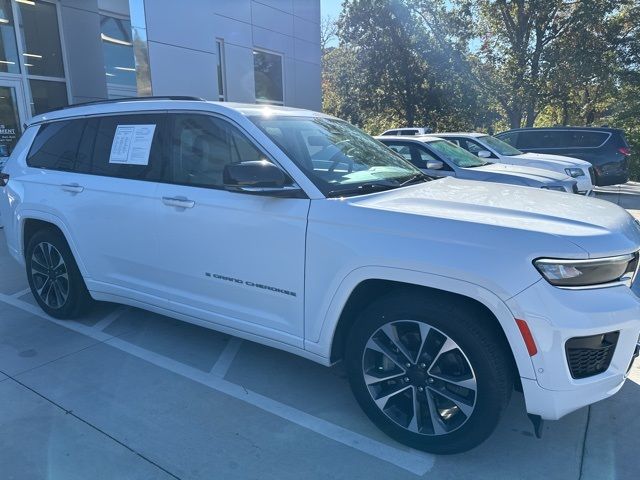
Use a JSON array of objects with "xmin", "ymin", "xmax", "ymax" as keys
[{"xmin": 0, "ymin": 0, "xmax": 321, "ymax": 159}]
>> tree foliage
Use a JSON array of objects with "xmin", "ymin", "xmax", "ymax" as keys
[{"xmin": 322, "ymin": 0, "xmax": 640, "ymax": 156}]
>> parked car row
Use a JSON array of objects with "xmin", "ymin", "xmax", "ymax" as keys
[
  {"xmin": 377, "ymin": 135, "xmax": 580, "ymax": 194},
  {"xmin": 381, "ymin": 125, "xmax": 631, "ymax": 188},
  {"xmin": 1, "ymin": 98, "xmax": 639, "ymax": 455}
]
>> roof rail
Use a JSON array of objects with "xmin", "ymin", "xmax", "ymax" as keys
[{"xmin": 63, "ymin": 96, "xmax": 206, "ymax": 110}]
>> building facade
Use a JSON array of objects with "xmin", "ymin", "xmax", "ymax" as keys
[{"xmin": 0, "ymin": 0, "xmax": 321, "ymax": 161}]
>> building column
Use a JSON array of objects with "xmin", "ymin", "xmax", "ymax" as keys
[{"xmin": 59, "ymin": 0, "xmax": 108, "ymax": 104}]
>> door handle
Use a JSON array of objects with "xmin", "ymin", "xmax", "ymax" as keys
[
  {"xmin": 61, "ymin": 183, "xmax": 84, "ymax": 193},
  {"xmin": 162, "ymin": 196, "xmax": 195, "ymax": 209}
]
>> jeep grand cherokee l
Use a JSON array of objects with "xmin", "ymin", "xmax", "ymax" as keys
[{"xmin": 1, "ymin": 98, "xmax": 639, "ymax": 454}]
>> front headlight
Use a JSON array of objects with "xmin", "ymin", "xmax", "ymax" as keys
[
  {"xmin": 565, "ymin": 167, "xmax": 585, "ymax": 178},
  {"xmin": 534, "ymin": 254, "xmax": 639, "ymax": 288}
]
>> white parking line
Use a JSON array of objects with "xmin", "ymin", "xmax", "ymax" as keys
[
  {"xmin": 93, "ymin": 306, "xmax": 129, "ymax": 331},
  {"xmin": 0, "ymin": 293, "xmax": 435, "ymax": 476},
  {"xmin": 11, "ymin": 287, "xmax": 32, "ymax": 298},
  {"xmin": 210, "ymin": 337, "xmax": 243, "ymax": 377}
]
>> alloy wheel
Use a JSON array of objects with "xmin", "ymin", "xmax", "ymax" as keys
[
  {"xmin": 30, "ymin": 242, "xmax": 70, "ymax": 309},
  {"xmin": 362, "ymin": 320, "xmax": 477, "ymax": 435}
]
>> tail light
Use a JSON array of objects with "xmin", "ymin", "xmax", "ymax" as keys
[
  {"xmin": 618, "ymin": 147, "xmax": 631, "ymax": 156},
  {"xmin": 0, "ymin": 173, "xmax": 9, "ymax": 187}
]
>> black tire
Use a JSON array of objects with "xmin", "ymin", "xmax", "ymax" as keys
[
  {"xmin": 25, "ymin": 228, "xmax": 93, "ymax": 319},
  {"xmin": 345, "ymin": 289, "xmax": 513, "ymax": 454}
]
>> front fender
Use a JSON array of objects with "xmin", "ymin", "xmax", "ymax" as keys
[{"xmin": 304, "ymin": 265, "xmax": 536, "ymax": 380}]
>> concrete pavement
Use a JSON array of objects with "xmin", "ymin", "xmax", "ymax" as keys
[{"xmin": 0, "ymin": 226, "xmax": 639, "ymax": 479}]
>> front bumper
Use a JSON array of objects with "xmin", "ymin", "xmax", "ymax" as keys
[
  {"xmin": 507, "ymin": 279, "xmax": 640, "ymax": 420},
  {"xmin": 574, "ymin": 175, "xmax": 595, "ymax": 195}
]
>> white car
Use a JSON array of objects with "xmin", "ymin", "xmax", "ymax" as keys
[
  {"xmin": 1, "ymin": 98, "xmax": 639, "ymax": 454},
  {"xmin": 377, "ymin": 135, "xmax": 579, "ymax": 193},
  {"xmin": 434, "ymin": 132, "xmax": 595, "ymax": 194},
  {"xmin": 380, "ymin": 127, "xmax": 432, "ymax": 136}
]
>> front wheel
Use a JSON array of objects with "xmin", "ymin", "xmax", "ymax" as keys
[{"xmin": 345, "ymin": 291, "xmax": 513, "ymax": 454}]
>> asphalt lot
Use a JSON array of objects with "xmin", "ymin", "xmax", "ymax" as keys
[{"xmin": 1, "ymin": 199, "xmax": 639, "ymax": 479}]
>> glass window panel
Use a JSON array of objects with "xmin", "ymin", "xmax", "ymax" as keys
[
  {"xmin": 100, "ymin": 15, "xmax": 136, "ymax": 88},
  {"xmin": 0, "ymin": 0, "xmax": 19, "ymax": 73},
  {"xmin": 216, "ymin": 40, "xmax": 225, "ymax": 100},
  {"xmin": 253, "ymin": 50, "xmax": 283, "ymax": 104},
  {"xmin": 27, "ymin": 119, "xmax": 85, "ymax": 171},
  {"xmin": 17, "ymin": 0, "xmax": 65, "ymax": 78},
  {"xmin": 76, "ymin": 114, "xmax": 166, "ymax": 181},
  {"xmin": 0, "ymin": 85, "xmax": 22, "ymax": 159},
  {"xmin": 169, "ymin": 114, "xmax": 263, "ymax": 189},
  {"xmin": 29, "ymin": 79, "xmax": 67, "ymax": 115}
]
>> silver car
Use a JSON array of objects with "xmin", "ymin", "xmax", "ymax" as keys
[{"xmin": 377, "ymin": 135, "xmax": 578, "ymax": 193}]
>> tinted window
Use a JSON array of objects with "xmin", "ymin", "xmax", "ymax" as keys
[
  {"xmin": 76, "ymin": 114, "xmax": 166, "ymax": 181},
  {"xmin": 17, "ymin": 0, "xmax": 65, "ymax": 78},
  {"xmin": 27, "ymin": 119, "xmax": 85, "ymax": 171},
  {"xmin": 517, "ymin": 130, "xmax": 608, "ymax": 149},
  {"xmin": 385, "ymin": 142, "xmax": 439, "ymax": 169},
  {"xmin": 570, "ymin": 131, "xmax": 609, "ymax": 148},
  {"xmin": 169, "ymin": 114, "xmax": 264, "ymax": 188},
  {"xmin": 253, "ymin": 50, "xmax": 283, "ymax": 104},
  {"xmin": 496, "ymin": 131, "xmax": 518, "ymax": 147}
]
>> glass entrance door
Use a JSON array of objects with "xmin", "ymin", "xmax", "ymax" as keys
[{"xmin": 0, "ymin": 79, "xmax": 27, "ymax": 168}]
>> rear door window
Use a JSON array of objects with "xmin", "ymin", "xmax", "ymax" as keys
[
  {"xmin": 75, "ymin": 113, "xmax": 167, "ymax": 182},
  {"xmin": 27, "ymin": 119, "xmax": 86, "ymax": 171}
]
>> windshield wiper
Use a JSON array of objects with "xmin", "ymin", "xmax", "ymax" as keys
[
  {"xmin": 397, "ymin": 173, "xmax": 431, "ymax": 186},
  {"xmin": 326, "ymin": 182, "xmax": 399, "ymax": 198}
]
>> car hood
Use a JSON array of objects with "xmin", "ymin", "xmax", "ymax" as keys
[
  {"xmin": 509, "ymin": 152, "xmax": 592, "ymax": 168},
  {"xmin": 470, "ymin": 162, "xmax": 570, "ymax": 183},
  {"xmin": 350, "ymin": 177, "xmax": 640, "ymax": 257}
]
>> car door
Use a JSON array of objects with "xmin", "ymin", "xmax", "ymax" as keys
[
  {"xmin": 24, "ymin": 114, "xmax": 168, "ymax": 306},
  {"xmin": 73, "ymin": 113, "xmax": 169, "ymax": 305},
  {"xmin": 385, "ymin": 141, "xmax": 455, "ymax": 177},
  {"xmin": 155, "ymin": 112, "xmax": 309, "ymax": 345}
]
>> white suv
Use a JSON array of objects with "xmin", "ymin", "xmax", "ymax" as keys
[{"xmin": 1, "ymin": 98, "xmax": 639, "ymax": 454}]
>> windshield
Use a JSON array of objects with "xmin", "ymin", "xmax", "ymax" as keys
[
  {"xmin": 480, "ymin": 135, "xmax": 523, "ymax": 156},
  {"xmin": 249, "ymin": 115, "xmax": 424, "ymax": 196},
  {"xmin": 426, "ymin": 140, "xmax": 489, "ymax": 168}
]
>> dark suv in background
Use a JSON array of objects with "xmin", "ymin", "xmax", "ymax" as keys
[{"xmin": 496, "ymin": 127, "xmax": 631, "ymax": 186}]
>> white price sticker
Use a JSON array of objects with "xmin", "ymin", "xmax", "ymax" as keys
[{"xmin": 109, "ymin": 124, "xmax": 156, "ymax": 165}]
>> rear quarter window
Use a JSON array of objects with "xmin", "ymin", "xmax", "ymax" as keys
[{"xmin": 27, "ymin": 119, "xmax": 86, "ymax": 171}]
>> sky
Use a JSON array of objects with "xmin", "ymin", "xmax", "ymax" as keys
[
  {"xmin": 320, "ymin": 0, "xmax": 344, "ymax": 20},
  {"xmin": 320, "ymin": 0, "xmax": 343, "ymax": 47}
]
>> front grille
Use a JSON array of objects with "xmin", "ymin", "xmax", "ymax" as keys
[
  {"xmin": 565, "ymin": 332, "xmax": 619, "ymax": 379},
  {"xmin": 588, "ymin": 166, "xmax": 596, "ymax": 184},
  {"xmin": 572, "ymin": 183, "xmax": 579, "ymax": 194}
]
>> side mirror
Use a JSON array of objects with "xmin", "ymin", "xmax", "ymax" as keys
[
  {"xmin": 477, "ymin": 150, "xmax": 492, "ymax": 159},
  {"xmin": 223, "ymin": 160, "xmax": 302, "ymax": 197},
  {"xmin": 426, "ymin": 159, "xmax": 444, "ymax": 170}
]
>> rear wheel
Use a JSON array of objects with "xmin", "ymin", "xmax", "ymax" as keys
[
  {"xmin": 345, "ymin": 290, "xmax": 513, "ymax": 454},
  {"xmin": 26, "ymin": 228, "xmax": 92, "ymax": 319}
]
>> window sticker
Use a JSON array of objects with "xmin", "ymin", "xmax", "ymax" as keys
[{"xmin": 109, "ymin": 124, "xmax": 156, "ymax": 165}]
